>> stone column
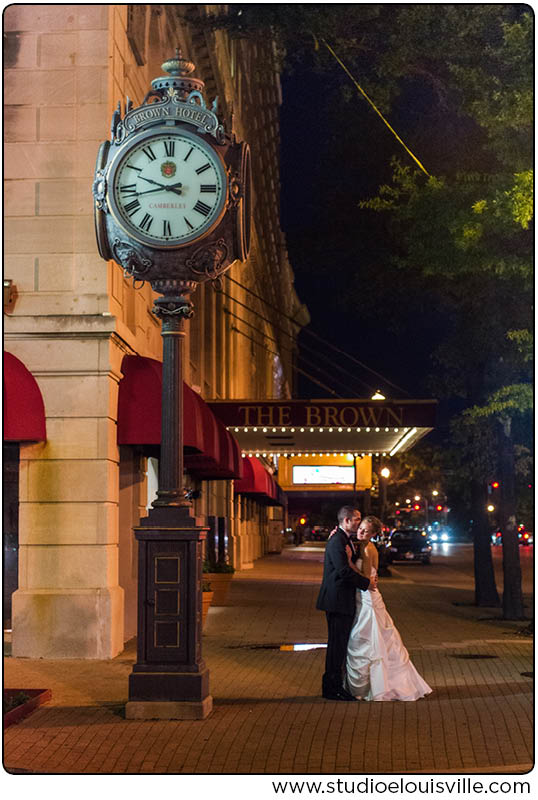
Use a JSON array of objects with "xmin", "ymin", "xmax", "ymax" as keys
[{"xmin": 12, "ymin": 331, "xmax": 125, "ymax": 658}]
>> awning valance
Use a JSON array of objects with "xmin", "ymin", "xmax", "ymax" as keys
[
  {"xmin": 235, "ymin": 456, "xmax": 283, "ymax": 505},
  {"xmin": 3, "ymin": 352, "xmax": 46, "ymax": 442},
  {"xmin": 117, "ymin": 355, "xmax": 242, "ymax": 479}
]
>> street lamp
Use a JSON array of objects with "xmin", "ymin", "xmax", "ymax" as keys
[{"xmin": 379, "ymin": 466, "xmax": 390, "ymax": 520}]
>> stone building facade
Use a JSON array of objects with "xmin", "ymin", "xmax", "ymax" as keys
[{"xmin": 4, "ymin": 5, "xmax": 307, "ymax": 658}]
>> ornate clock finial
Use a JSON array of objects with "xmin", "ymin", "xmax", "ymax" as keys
[
  {"xmin": 161, "ymin": 48, "xmax": 195, "ymax": 78},
  {"xmin": 151, "ymin": 47, "xmax": 204, "ymax": 100}
]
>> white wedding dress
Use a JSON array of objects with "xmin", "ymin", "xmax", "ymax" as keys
[{"xmin": 344, "ymin": 543, "xmax": 432, "ymax": 702}]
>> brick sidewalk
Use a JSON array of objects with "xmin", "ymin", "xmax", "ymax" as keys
[{"xmin": 4, "ymin": 546, "xmax": 533, "ymax": 774}]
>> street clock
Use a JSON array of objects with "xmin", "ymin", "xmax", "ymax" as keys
[{"xmin": 93, "ymin": 51, "xmax": 251, "ymax": 286}]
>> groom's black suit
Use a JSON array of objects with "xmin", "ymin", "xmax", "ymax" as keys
[{"xmin": 316, "ymin": 527, "xmax": 370, "ymax": 696}]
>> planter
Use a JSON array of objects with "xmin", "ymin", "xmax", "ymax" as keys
[
  {"xmin": 4, "ymin": 689, "xmax": 51, "ymax": 729},
  {"xmin": 202, "ymin": 590, "xmax": 213, "ymax": 626},
  {"xmin": 204, "ymin": 572, "xmax": 234, "ymax": 605}
]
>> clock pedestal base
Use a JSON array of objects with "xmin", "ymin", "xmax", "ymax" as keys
[
  {"xmin": 126, "ymin": 674, "xmax": 212, "ymax": 720},
  {"xmin": 126, "ymin": 507, "xmax": 212, "ymax": 720},
  {"xmin": 125, "ymin": 697, "xmax": 213, "ymax": 720}
]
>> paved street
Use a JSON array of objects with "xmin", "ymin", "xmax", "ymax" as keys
[{"xmin": 4, "ymin": 543, "xmax": 533, "ymax": 779}]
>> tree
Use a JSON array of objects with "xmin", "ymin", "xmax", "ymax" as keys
[
  {"xmin": 190, "ymin": 5, "xmax": 533, "ymax": 616},
  {"xmin": 358, "ymin": 5, "xmax": 533, "ymax": 615}
]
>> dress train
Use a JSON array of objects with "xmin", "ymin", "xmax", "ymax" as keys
[{"xmin": 344, "ymin": 587, "xmax": 432, "ymax": 701}]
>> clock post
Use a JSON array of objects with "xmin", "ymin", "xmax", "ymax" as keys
[{"xmin": 93, "ymin": 51, "xmax": 251, "ymax": 720}]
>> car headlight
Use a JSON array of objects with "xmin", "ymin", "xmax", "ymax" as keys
[
  {"xmin": 421, "ymin": 546, "xmax": 431, "ymax": 552},
  {"xmin": 441, "ymin": 533, "xmax": 449, "ymax": 541},
  {"xmin": 431, "ymin": 533, "xmax": 438, "ymax": 541}
]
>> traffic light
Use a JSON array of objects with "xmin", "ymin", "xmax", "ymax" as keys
[
  {"xmin": 436, "ymin": 504, "xmax": 443, "ymax": 512},
  {"xmin": 491, "ymin": 481, "xmax": 499, "ymax": 489},
  {"xmin": 413, "ymin": 504, "xmax": 420, "ymax": 510},
  {"xmin": 299, "ymin": 517, "xmax": 306, "ymax": 526}
]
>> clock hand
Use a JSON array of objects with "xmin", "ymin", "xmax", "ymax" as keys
[
  {"xmin": 140, "ymin": 176, "xmax": 182, "ymax": 190},
  {"xmin": 139, "ymin": 176, "xmax": 183, "ymax": 196},
  {"xmin": 137, "ymin": 186, "xmax": 182, "ymax": 197}
]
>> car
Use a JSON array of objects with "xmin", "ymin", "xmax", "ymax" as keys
[
  {"xmin": 309, "ymin": 526, "xmax": 330, "ymax": 541},
  {"xmin": 428, "ymin": 529, "xmax": 451, "ymax": 542},
  {"xmin": 427, "ymin": 523, "xmax": 452, "ymax": 542},
  {"xmin": 386, "ymin": 529, "xmax": 433, "ymax": 565},
  {"xmin": 491, "ymin": 525, "xmax": 534, "ymax": 546}
]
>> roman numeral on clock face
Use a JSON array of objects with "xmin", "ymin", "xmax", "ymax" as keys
[
  {"xmin": 140, "ymin": 213, "xmax": 153, "ymax": 232},
  {"xmin": 163, "ymin": 220, "xmax": 172, "ymax": 237},
  {"xmin": 125, "ymin": 164, "xmax": 141, "ymax": 172},
  {"xmin": 142, "ymin": 145, "xmax": 156, "ymax": 162},
  {"xmin": 184, "ymin": 217, "xmax": 194, "ymax": 230},
  {"xmin": 195, "ymin": 163, "xmax": 211, "ymax": 175},
  {"xmin": 163, "ymin": 141, "xmax": 175, "ymax": 157},
  {"xmin": 119, "ymin": 184, "xmax": 137, "ymax": 196},
  {"xmin": 193, "ymin": 200, "xmax": 211, "ymax": 216},
  {"xmin": 184, "ymin": 147, "xmax": 193, "ymax": 162},
  {"xmin": 200, "ymin": 184, "xmax": 216, "ymax": 193},
  {"xmin": 124, "ymin": 199, "xmax": 141, "ymax": 216}
]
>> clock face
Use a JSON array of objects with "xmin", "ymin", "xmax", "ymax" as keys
[{"xmin": 108, "ymin": 128, "xmax": 227, "ymax": 247}]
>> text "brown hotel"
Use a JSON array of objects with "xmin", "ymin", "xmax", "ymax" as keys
[{"xmin": 237, "ymin": 405, "xmax": 405, "ymax": 428}]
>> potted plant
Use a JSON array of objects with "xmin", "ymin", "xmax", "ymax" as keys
[
  {"xmin": 202, "ymin": 559, "xmax": 235, "ymax": 605},
  {"xmin": 201, "ymin": 580, "xmax": 213, "ymax": 627}
]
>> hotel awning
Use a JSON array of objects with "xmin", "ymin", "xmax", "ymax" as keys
[
  {"xmin": 235, "ymin": 454, "xmax": 283, "ymax": 505},
  {"xmin": 186, "ymin": 418, "xmax": 244, "ymax": 480},
  {"xmin": 208, "ymin": 398, "xmax": 437, "ymax": 457},
  {"xmin": 117, "ymin": 355, "xmax": 204, "ymax": 451},
  {"xmin": 3, "ymin": 352, "xmax": 47, "ymax": 442},
  {"xmin": 117, "ymin": 355, "xmax": 243, "ymax": 479}
]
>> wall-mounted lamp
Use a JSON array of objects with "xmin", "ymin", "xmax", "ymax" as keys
[{"xmin": 4, "ymin": 278, "xmax": 15, "ymax": 310}]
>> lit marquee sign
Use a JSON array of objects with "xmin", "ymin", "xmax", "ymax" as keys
[{"xmin": 292, "ymin": 465, "xmax": 355, "ymax": 485}]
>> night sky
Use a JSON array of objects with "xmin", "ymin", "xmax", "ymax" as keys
[{"xmin": 278, "ymin": 53, "xmax": 471, "ymax": 407}]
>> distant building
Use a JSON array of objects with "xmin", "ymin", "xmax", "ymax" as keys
[{"xmin": 4, "ymin": 5, "xmax": 307, "ymax": 658}]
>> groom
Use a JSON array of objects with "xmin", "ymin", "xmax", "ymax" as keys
[{"xmin": 316, "ymin": 505, "xmax": 376, "ymax": 700}]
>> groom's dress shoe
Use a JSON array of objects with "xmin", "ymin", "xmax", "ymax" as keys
[{"xmin": 323, "ymin": 689, "xmax": 357, "ymax": 701}]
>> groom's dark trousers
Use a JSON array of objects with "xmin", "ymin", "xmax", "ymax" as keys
[
  {"xmin": 323, "ymin": 612, "xmax": 355, "ymax": 694},
  {"xmin": 316, "ymin": 528, "xmax": 370, "ymax": 695}
]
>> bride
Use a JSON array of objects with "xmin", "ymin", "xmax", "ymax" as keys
[{"xmin": 344, "ymin": 515, "xmax": 432, "ymax": 701}]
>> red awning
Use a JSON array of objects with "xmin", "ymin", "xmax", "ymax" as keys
[
  {"xmin": 188, "ymin": 422, "xmax": 244, "ymax": 480},
  {"xmin": 3, "ymin": 352, "xmax": 46, "ymax": 442},
  {"xmin": 183, "ymin": 395, "xmax": 222, "ymax": 476},
  {"xmin": 117, "ymin": 355, "xmax": 242, "ymax": 479},
  {"xmin": 234, "ymin": 456, "xmax": 279, "ymax": 503},
  {"xmin": 117, "ymin": 355, "xmax": 204, "ymax": 451}
]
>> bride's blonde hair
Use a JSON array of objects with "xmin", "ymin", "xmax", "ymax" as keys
[
  {"xmin": 358, "ymin": 515, "xmax": 383, "ymax": 560},
  {"xmin": 362, "ymin": 515, "xmax": 383, "ymax": 536}
]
